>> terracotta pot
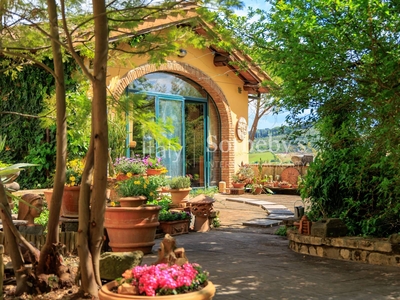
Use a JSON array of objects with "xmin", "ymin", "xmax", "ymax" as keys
[
  {"xmin": 43, "ymin": 189, "xmax": 54, "ymax": 209},
  {"xmin": 43, "ymin": 189, "xmax": 63, "ymax": 216},
  {"xmin": 231, "ymin": 182, "xmax": 245, "ymax": 188},
  {"xmin": 146, "ymin": 169, "xmax": 163, "ymax": 176},
  {"xmin": 159, "ymin": 219, "xmax": 190, "ymax": 236},
  {"xmin": 104, "ymin": 205, "xmax": 161, "ymax": 254},
  {"xmin": 119, "ymin": 196, "xmax": 147, "ymax": 207},
  {"xmin": 168, "ymin": 188, "xmax": 192, "ymax": 206},
  {"xmin": 252, "ymin": 187, "xmax": 263, "ymax": 195},
  {"xmin": 279, "ymin": 183, "xmax": 291, "ymax": 189},
  {"xmin": 116, "ymin": 173, "xmax": 130, "ymax": 181},
  {"xmin": 99, "ymin": 280, "xmax": 215, "ymax": 300},
  {"xmin": 62, "ymin": 186, "xmax": 80, "ymax": 218}
]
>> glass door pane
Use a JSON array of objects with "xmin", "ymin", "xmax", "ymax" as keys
[
  {"xmin": 158, "ymin": 97, "xmax": 184, "ymax": 177},
  {"xmin": 185, "ymin": 102, "xmax": 205, "ymax": 188}
]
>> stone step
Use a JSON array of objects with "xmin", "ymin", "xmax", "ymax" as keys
[{"xmin": 242, "ymin": 218, "xmax": 282, "ymax": 228}]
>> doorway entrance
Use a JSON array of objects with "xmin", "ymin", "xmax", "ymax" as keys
[{"xmin": 126, "ymin": 72, "xmax": 221, "ymax": 188}]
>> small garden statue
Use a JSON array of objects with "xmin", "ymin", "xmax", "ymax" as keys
[
  {"xmin": 154, "ymin": 234, "xmax": 188, "ymax": 266},
  {"xmin": 17, "ymin": 194, "xmax": 44, "ymax": 227}
]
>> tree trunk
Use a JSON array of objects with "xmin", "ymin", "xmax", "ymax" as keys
[
  {"xmin": 248, "ymin": 95, "xmax": 273, "ymax": 150},
  {"xmin": 76, "ymin": 0, "xmax": 109, "ymax": 296},
  {"xmin": 36, "ymin": 0, "xmax": 68, "ymax": 284},
  {"xmin": 0, "ymin": 184, "xmax": 30, "ymax": 295}
]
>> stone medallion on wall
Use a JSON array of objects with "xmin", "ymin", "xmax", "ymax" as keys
[{"xmin": 236, "ymin": 117, "xmax": 247, "ymax": 141}]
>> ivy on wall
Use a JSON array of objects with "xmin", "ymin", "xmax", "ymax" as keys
[{"xmin": 0, "ymin": 58, "xmax": 78, "ymax": 188}]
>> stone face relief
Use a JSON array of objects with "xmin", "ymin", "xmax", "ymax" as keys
[{"xmin": 236, "ymin": 117, "xmax": 247, "ymax": 141}]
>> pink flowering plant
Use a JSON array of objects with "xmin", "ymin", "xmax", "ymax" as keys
[
  {"xmin": 118, "ymin": 263, "xmax": 209, "ymax": 296},
  {"xmin": 142, "ymin": 155, "xmax": 168, "ymax": 174},
  {"xmin": 143, "ymin": 156, "xmax": 164, "ymax": 169}
]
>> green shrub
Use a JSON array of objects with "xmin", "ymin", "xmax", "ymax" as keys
[
  {"xmin": 275, "ymin": 226, "xmax": 287, "ymax": 236},
  {"xmin": 168, "ymin": 176, "xmax": 191, "ymax": 189}
]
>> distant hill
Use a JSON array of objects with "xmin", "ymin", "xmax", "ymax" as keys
[{"xmin": 250, "ymin": 126, "xmax": 318, "ymax": 157}]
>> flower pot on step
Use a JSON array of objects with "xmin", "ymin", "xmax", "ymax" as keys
[{"xmin": 231, "ymin": 182, "xmax": 245, "ymax": 188}]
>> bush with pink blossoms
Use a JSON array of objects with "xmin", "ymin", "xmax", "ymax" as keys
[{"xmin": 118, "ymin": 263, "xmax": 209, "ymax": 296}]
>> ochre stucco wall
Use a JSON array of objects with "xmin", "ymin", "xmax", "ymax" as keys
[{"xmin": 106, "ymin": 44, "xmax": 250, "ymax": 183}]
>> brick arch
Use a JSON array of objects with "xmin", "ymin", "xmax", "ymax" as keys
[{"xmin": 113, "ymin": 61, "xmax": 234, "ymax": 184}]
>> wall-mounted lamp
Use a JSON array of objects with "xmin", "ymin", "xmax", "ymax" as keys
[
  {"xmin": 178, "ymin": 49, "xmax": 187, "ymax": 58},
  {"xmin": 129, "ymin": 141, "xmax": 137, "ymax": 149}
]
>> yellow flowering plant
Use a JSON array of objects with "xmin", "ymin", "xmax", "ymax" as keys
[
  {"xmin": 65, "ymin": 159, "xmax": 84, "ymax": 187},
  {"xmin": 116, "ymin": 175, "xmax": 161, "ymax": 201}
]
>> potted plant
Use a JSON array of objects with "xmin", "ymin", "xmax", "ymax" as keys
[
  {"xmin": 249, "ymin": 181, "xmax": 264, "ymax": 195},
  {"xmin": 115, "ymin": 175, "xmax": 161, "ymax": 206},
  {"xmin": 44, "ymin": 158, "xmax": 84, "ymax": 218},
  {"xmin": 279, "ymin": 181, "xmax": 291, "ymax": 189},
  {"xmin": 99, "ymin": 257, "xmax": 215, "ymax": 300},
  {"xmin": 143, "ymin": 155, "xmax": 168, "ymax": 176},
  {"xmin": 231, "ymin": 164, "xmax": 254, "ymax": 188},
  {"xmin": 158, "ymin": 207, "xmax": 191, "ymax": 236},
  {"xmin": 166, "ymin": 176, "xmax": 192, "ymax": 206},
  {"xmin": 113, "ymin": 156, "xmax": 147, "ymax": 181},
  {"xmin": 104, "ymin": 176, "xmax": 163, "ymax": 254}
]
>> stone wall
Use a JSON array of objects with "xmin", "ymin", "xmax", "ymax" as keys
[
  {"xmin": 287, "ymin": 230, "xmax": 400, "ymax": 267},
  {"xmin": 249, "ymin": 164, "xmax": 309, "ymax": 180}
]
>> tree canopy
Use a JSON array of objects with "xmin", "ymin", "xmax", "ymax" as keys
[{"xmin": 228, "ymin": 0, "xmax": 400, "ymax": 236}]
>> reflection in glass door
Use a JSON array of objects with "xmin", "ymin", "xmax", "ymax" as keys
[
  {"xmin": 158, "ymin": 97, "xmax": 184, "ymax": 177},
  {"xmin": 185, "ymin": 102, "xmax": 206, "ymax": 188}
]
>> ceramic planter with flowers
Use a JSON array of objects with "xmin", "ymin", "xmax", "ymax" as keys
[
  {"xmin": 43, "ymin": 159, "xmax": 84, "ymax": 218},
  {"xmin": 63, "ymin": 159, "xmax": 85, "ymax": 217},
  {"xmin": 98, "ymin": 262, "xmax": 215, "ymax": 300},
  {"xmin": 113, "ymin": 156, "xmax": 147, "ymax": 180},
  {"xmin": 116, "ymin": 175, "xmax": 161, "ymax": 204},
  {"xmin": 143, "ymin": 156, "xmax": 168, "ymax": 176},
  {"xmin": 105, "ymin": 175, "xmax": 163, "ymax": 253}
]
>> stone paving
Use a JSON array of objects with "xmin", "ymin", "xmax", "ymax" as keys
[{"xmin": 143, "ymin": 192, "xmax": 400, "ymax": 299}]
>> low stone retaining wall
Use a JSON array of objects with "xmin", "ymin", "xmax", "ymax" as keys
[
  {"xmin": 249, "ymin": 164, "xmax": 308, "ymax": 179},
  {"xmin": 287, "ymin": 230, "xmax": 400, "ymax": 267}
]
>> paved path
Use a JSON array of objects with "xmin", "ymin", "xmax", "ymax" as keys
[
  {"xmin": 143, "ymin": 192, "xmax": 400, "ymax": 299},
  {"xmin": 212, "ymin": 193, "xmax": 303, "ymax": 233}
]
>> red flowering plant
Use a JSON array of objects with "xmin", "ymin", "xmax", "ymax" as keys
[{"xmin": 117, "ymin": 263, "xmax": 209, "ymax": 296}]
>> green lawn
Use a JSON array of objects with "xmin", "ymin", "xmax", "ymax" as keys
[{"xmin": 249, "ymin": 152, "xmax": 277, "ymax": 164}]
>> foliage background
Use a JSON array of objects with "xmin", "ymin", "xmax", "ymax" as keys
[{"xmin": 226, "ymin": 0, "xmax": 400, "ymax": 237}]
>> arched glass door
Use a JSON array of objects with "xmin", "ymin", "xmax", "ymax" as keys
[{"xmin": 126, "ymin": 72, "xmax": 221, "ymax": 188}]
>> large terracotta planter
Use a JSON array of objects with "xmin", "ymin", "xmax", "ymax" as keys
[
  {"xmin": 99, "ymin": 280, "xmax": 215, "ymax": 300},
  {"xmin": 168, "ymin": 188, "xmax": 192, "ymax": 206},
  {"xmin": 104, "ymin": 205, "xmax": 161, "ymax": 254},
  {"xmin": 62, "ymin": 186, "xmax": 80, "ymax": 218},
  {"xmin": 159, "ymin": 219, "xmax": 190, "ymax": 236},
  {"xmin": 119, "ymin": 196, "xmax": 147, "ymax": 207}
]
